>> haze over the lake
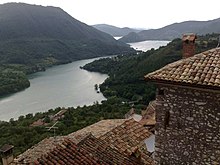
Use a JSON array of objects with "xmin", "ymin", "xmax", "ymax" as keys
[{"xmin": 0, "ymin": 0, "xmax": 219, "ymax": 29}]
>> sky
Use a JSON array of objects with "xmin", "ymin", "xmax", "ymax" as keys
[{"xmin": 0, "ymin": 0, "xmax": 219, "ymax": 29}]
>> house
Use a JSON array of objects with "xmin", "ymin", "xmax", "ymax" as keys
[
  {"xmin": 68, "ymin": 119, "xmax": 154, "ymax": 164},
  {"xmin": 13, "ymin": 119, "xmax": 154, "ymax": 164},
  {"xmin": 0, "ymin": 144, "xmax": 14, "ymax": 165},
  {"xmin": 145, "ymin": 34, "xmax": 220, "ymax": 164}
]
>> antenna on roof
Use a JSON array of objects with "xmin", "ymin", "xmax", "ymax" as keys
[{"xmin": 46, "ymin": 121, "xmax": 59, "ymax": 137}]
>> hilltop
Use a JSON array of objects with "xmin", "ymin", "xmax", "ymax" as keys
[
  {"xmin": 0, "ymin": 3, "xmax": 134, "ymax": 96},
  {"xmin": 92, "ymin": 24, "xmax": 142, "ymax": 37},
  {"xmin": 0, "ymin": 3, "xmax": 134, "ymax": 64},
  {"xmin": 119, "ymin": 18, "xmax": 220, "ymax": 42}
]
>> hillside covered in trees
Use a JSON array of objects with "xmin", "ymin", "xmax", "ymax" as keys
[
  {"xmin": 83, "ymin": 33, "xmax": 219, "ymax": 105},
  {"xmin": 0, "ymin": 3, "xmax": 134, "ymax": 96}
]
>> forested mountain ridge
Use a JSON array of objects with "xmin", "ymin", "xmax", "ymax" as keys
[
  {"xmin": 83, "ymin": 33, "xmax": 219, "ymax": 105},
  {"xmin": 0, "ymin": 3, "xmax": 134, "ymax": 96},
  {"xmin": 119, "ymin": 18, "xmax": 220, "ymax": 42},
  {"xmin": 0, "ymin": 3, "xmax": 134, "ymax": 64},
  {"xmin": 92, "ymin": 24, "xmax": 142, "ymax": 37}
]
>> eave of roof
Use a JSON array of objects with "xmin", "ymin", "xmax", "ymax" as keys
[{"xmin": 145, "ymin": 47, "xmax": 220, "ymax": 90}]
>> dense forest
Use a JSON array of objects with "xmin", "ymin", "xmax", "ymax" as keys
[
  {"xmin": 83, "ymin": 33, "xmax": 219, "ymax": 105},
  {"xmin": 0, "ymin": 34, "xmax": 219, "ymax": 161}
]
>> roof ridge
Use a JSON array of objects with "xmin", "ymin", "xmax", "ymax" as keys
[{"xmin": 145, "ymin": 47, "xmax": 220, "ymax": 89}]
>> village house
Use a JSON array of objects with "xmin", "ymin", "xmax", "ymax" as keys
[
  {"xmin": 10, "ymin": 119, "xmax": 154, "ymax": 165},
  {"xmin": 145, "ymin": 34, "xmax": 220, "ymax": 164}
]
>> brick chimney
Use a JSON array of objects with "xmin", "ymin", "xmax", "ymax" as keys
[{"xmin": 182, "ymin": 33, "xmax": 197, "ymax": 58}]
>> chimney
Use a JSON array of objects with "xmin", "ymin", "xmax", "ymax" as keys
[
  {"xmin": 182, "ymin": 33, "xmax": 197, "ymax": 58},
  {"xmin": 0, "ymin": 144, "xmax": 14, "ymax": 165}
]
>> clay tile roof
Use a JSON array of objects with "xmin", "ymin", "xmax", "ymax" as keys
[
  {"xmin": 100, "ymin": 119, "xmax": 153, "ymax": 162},
  {"xmin": 15, "ymin": 119, "xmax": 154, "ymax": 164},
  {"xmin": 14, "ymin": 136, "xmax": 66, "ymax": 164},
  {"xmin": 145, "ymin": 47, "xmax": 220, "ymax": 90},
  {"xmin": 37, "ymin": 138, "xmax": 101, "ymax": 165},
  {"xmin": 77, "ymin": 134, "xmax": 145, "ymax": 165},
  {"xmin": 68, "ymin": 119, "xmax": 126, "ymax": 140}
]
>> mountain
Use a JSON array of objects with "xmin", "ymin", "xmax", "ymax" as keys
[
  {"xmin": 0, "ymin": 3, "xmax": 135, "ymax": 96},
  {"xmin": 0, "ymin": 3, "xmax": 134, "ymax": 65},
  {"xmin": 92, "ymin": 24, "xmax": 142, "ymax": 37},
  {"xmin": 119, "ymin": 18, "xmax": 220, "ymax": 43}
]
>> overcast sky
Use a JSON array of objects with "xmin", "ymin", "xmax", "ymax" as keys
[{"xmin": 0, "ymin": 0, "xmax": 219, "ymax": 29}]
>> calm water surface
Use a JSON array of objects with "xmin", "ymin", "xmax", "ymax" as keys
[
  {"xmin": 0, "ymin": 58, "xmax": 108, "ymax": 121},
  {"xmin": 129, "ymin": 40, "xmax": 170, "ymax": 52},
  {"xmin": 0, "ymin": 40, "xmax": 170, "ymax": 121}
]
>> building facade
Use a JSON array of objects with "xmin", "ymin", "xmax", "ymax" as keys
[{"xmin": 145, "ymin": 47, "xmax": 220, "ymax": 164}]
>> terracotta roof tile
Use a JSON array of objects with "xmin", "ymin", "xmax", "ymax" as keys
[
  {"xmin": 15, "ymin": 119, "xmax": 154, "ymax": 164},
  {"xmin": 145, "ymin": 47, "xmax": 220, "ymax": 89},
  {"xmin": 77, "ymin": 134, "xmax": 144, "ymax": 165},
  {"xmin": 68, "ymin": 119, "xmax": 126, "ymax": 140},
  {"xmin": 14, "ymin": 136, "xmax": 66, "ymax": 164},
  {"xmin": 36, "ymin": 138, "xmax": 101, "ymax": 165},
  {"xmin": 100, "ymin": 119, "xmax": 153, "ymax": 164}
]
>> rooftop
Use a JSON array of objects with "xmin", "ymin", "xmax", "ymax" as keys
[
  {"xmin": 68, "ymin": 119, "xmax": 126, "ymax": 140},
  {"xmin": 100, "ymin": 119, "xmax": 152, "ymax": 155},
  {"xmin": 14, "ymin": 136, "xmax": 66, "ymax": 163},
  {"xmin": 145, "ymin": 47, "xmax": 220, "ymax": 90},
  {"xmin": 0, "ymin": 144, "xmax": 14, "ymax": 153},
  {"xmin": 14, "ymin": 119, "xmax": 154, "ymax": 164}
]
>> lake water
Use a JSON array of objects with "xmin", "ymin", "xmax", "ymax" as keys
[
  {"xmin": 0, "ymin": 40, "xmax": 170, "ymax": 121},
  {"xmin": 129, "ymin": 40, "xmax": 170, "ymax": 52},
  {"xmin": 0, "ymin": 59, "xmax": 108, "ymax": 121}
]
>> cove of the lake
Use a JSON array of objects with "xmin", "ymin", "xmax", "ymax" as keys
[{"xmin": 0, "ymin": 40, "xmax": 169, "ymax": 121}]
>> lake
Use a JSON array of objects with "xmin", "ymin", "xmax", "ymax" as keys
[
  {"xmin": 0, "ymin": 59, "xmax": 108, "ymax": 121},
  {"xmin": 0, "ymin": 40, "xmax": 169, "ymax": 121},
  {"xmin": 129, "ymin": 40, "xmax": 170, "ymax": 52}
]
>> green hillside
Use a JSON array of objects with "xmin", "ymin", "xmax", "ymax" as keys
[
  {"xmin": 0, "ymin": 3, "xmax": 134, "ymax": 96},
  {"xmin": 83, "ymin": 33, "xmax": 219, "ymax": 106}
]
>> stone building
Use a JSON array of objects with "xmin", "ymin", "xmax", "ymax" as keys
[{"xmin": 145, "ymin": 46, "xmax": 220, "ymax": 164}]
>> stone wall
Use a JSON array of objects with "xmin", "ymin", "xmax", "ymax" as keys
[{"xmin": 154, "ymin": 85, "xmax": 220, "ymax": 165}]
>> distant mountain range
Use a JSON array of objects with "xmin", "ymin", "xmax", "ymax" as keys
[
  {"xmin": 0, "ymin": 3, "xmax": 134, "ymax": 65},
  {"xmin": 119, "ymin": 18, "xmax": 220, "ymax": 43},
  {"xmin": 92, "ymin": 24, "xmax": 142, "ymax": 37}
]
